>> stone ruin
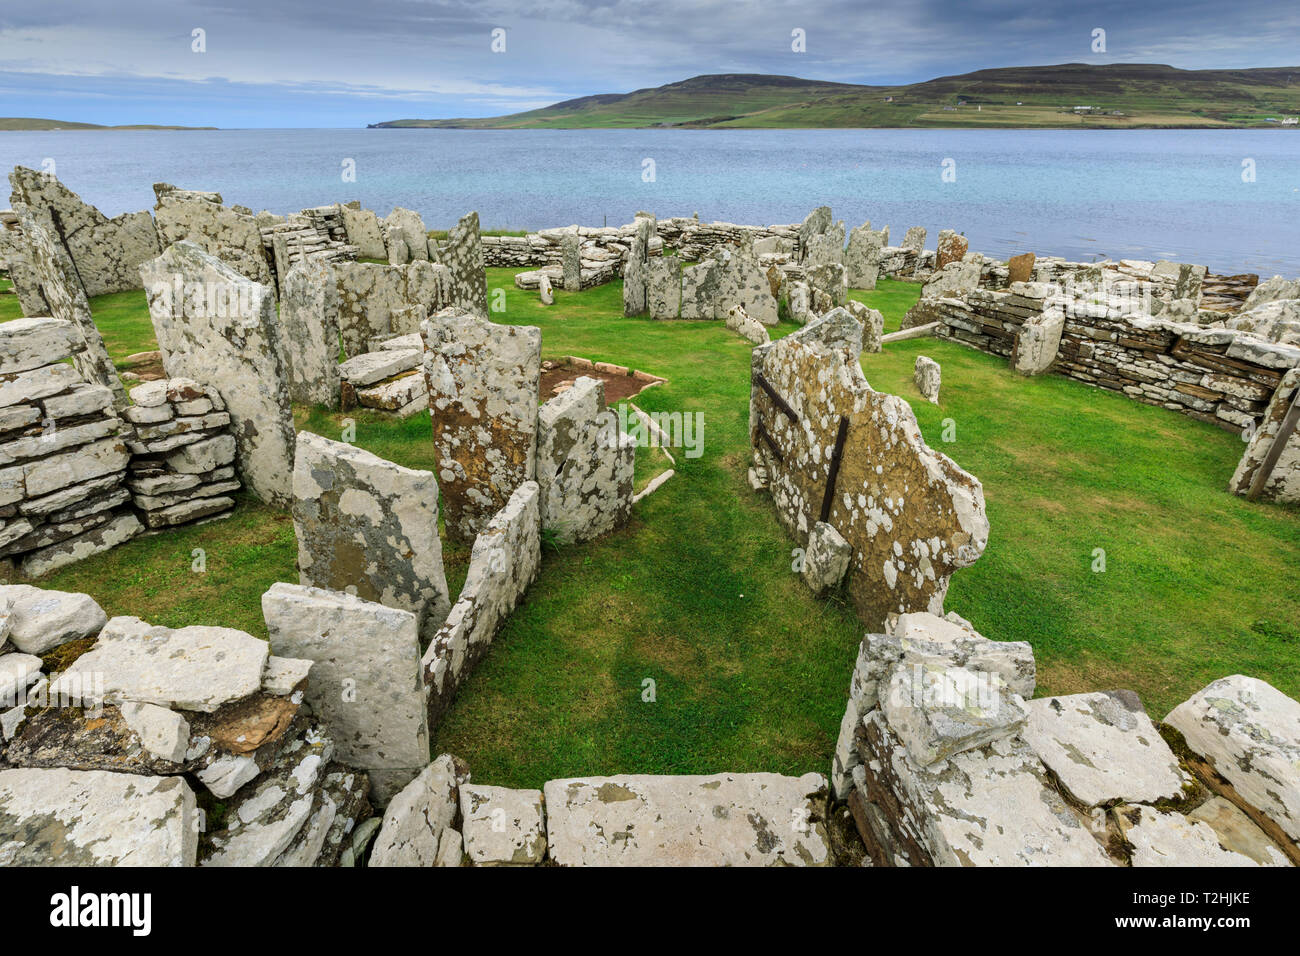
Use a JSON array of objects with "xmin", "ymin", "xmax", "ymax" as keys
[{"xmin": 749, "ymin": 308, "xmax": 988, "ymax": 629}]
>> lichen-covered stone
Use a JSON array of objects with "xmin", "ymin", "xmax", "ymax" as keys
[
  {"xmin": 280, "ymin": 259, "xmax": 341, "ymax": 407},
  {"xmin": 459, "ymin": 784, "xmax": 547, "ymax": 866},
  {"xmin": 536, "ymin": 377, "xmax": 634, "ymax": 543},
  {"xmin": 368, "ymin": 753, "xmax": 466, "ymax": 867},
  {"xmin": 1165, "ymin": 675, "xmax": 1300, "ymax": 842},
  {"xmin": 140, "ymin": 241, "xmax": 296, "ymax": 506},
  {"xmin": 292, "ymin": 431, "xmax": 451, "ymax": 638},
  {"xmin": 914, "ymin": 355, "xmax": 941, "ymax": 404},
  {"xmin": 1112, "ymin": 804, "xmax": 1264, "ymax": 867},
  {"xmin": 421, "ymin": 309, "xmax": 540, "ymax": 542},
  {"xmin": 153, "ymin": 184, "xmax": 271, "ymax": 284},
  {"xmin": 0, "ymin": 767, "xmax": 197, "ymax": 866},
  {"xmin": 1022, "ymin": 691, "xmax": 1187, "ymax": 807},
  {"xmin": 751, "ymin": 309, "xmax": 988, "ymax": 629},
  {"xmin": 444, "ymin": 211, "xmax": 488, "ymax": 318},
  {"xmin": 1231, "ymin": 367, "xmax": 1300, "ymax": 503},
  {"xmin": 422, "ymin": 482, "xmax": 540, "ymax": 727},
  {"xmin": 544, "ymin": 772, "xmax": 830, "ymax": 866},
  {"xmin": 802, "ymin": 520, "xmax": 851, "ymax": 595},
  {"xmin": 0, "ymin": 584, "xmax": 106, "ymax": 654},
  {"xmin": 263, "ymin": 582, "xmax": 429, "ymax": 805},
  {"xmin": 1012, "ymin": 304, "xmax": 1065, "ymax": 376}
]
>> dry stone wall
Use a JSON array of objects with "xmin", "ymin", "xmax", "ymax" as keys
[{"xmin": 0, "ymin": 319, "xmax": 139, "ymax": 577}]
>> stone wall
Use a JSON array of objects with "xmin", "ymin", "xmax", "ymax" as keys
[
  {"xmin": 0, "ymin": 318, "xmax": 140, "ymax": 577},
  {"xmin": 334, "ymin": 259, "xmax": 452, "ymax": 357},
  {"xmin": 915, "ymin": 280, "xmax": 1299, "ymax": 432},
  {"xmin": 153, "ymin": 184, "xmax": 273, "ymax": 286}
]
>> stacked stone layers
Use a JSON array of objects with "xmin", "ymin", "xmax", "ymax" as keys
[
  {"xmin": 0, "ymin": 586, "xmax": 371, "ymax": 866},
  {"xmin": 0, "ymin": 318, "xmax": 140, "ymax": 577},
  {"xmin": 123, "ymin": 378, "xmax": 240, "ymax": 529},
  {"xmin": 921, "ymin": 283, "xmax": 1295, "ymax": 431}
]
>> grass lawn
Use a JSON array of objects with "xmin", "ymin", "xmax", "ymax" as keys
[{"xmin": 4, "ymin": 269, "xmax": 1298, "ymax": 790}]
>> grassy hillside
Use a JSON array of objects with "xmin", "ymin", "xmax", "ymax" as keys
[
  {"xmin": 374, "ymin": 64, "xmax": 1300, "ymax": 130},
  {"xmin": 0, "ymin": 118, "xmax": 217, "ymax": 131}
]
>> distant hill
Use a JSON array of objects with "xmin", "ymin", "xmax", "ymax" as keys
[
  {"xmin": 372, "ymin": 64, "xmax": 1300, "ymax": 130},
  {"xmin": 0, "ymin": 118, "xmax": 217, "ymax": 131}
]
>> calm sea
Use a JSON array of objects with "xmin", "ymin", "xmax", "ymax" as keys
[{"xmin": 1, "ymin": 128, "xmax": 1297, "ymax": 275}]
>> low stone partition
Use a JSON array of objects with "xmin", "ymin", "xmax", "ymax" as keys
[
  {"xmin": 835, "ymin": 609, "xmax": 1298, "ymax": 867},
  {"xmin": 0, "ymin": 318, "xmax": 140, "ymax": 577},
  {"xmin": 123, "ymin": 378, "xmax": 240, "ymax": 528},
  {"xmin": 750, "ymin": 308, "xmax": 989, "ymax": 630},
  {"xmin": 337, "ymin": 337, "xmax": 426, "ymax": 417},
  {"xmin": 914, "ymin": 281, "xmax": 1300, "ymax": 432},
  {"xmin": 422, "ymin": 480, "xmax": 541, "ymax": 729}
]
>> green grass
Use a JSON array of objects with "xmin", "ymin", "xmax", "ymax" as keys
[{"xmin": 8, "ymin": 270, "xmax": 1299, "ymax": 791}]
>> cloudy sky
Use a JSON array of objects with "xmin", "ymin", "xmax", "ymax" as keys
[{"xmin": 2, "ymin": 0, "xmax": 1298, "ymax": 127}]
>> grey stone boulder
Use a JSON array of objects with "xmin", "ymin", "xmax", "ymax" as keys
[
  {"xmin": 369, "ymin": 754, "xmax": 466, "ymax": 867},
  {"xmin": 0, "ymin": 585, "xmax": 106, "ymax": 654},
  {"xmin": 49, "ymin": 616, "xmax": 268, "ymax": 713},
  {"xmin": 914, "ymin": 355, "xmax": 941, "ymax": 404},
  {"xmin": 802, "ymin": 520, "xmax": 851, "ymax": 596},
  {"xmin": 1165, "ymin": 676, "xmax": 1300, "ymax": 843}
]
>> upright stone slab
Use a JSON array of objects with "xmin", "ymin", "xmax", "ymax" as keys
[
  {"xmin": 622, "ymin": 216, "xmax": 654, "ymax": 316},
  {"xmin": 935, "ymin": 230, "xmax": 969, "ymax": 270},
  {"xmin": 422, "ymin": 482, "xmax": 541, "ymax": 726},
  {"xmin": 1231, "ymin": 368, "xmax": 1300, "ymax": 503},
  {"xmin": 382, "ymin": 207, "xmax": 428, "ymax": 264},
  {"xmin": 846, "ymin": 299, "xmax": 884, "ymax": 353},
  {"xmin": 726, "ymin": 246, "xmax": 779, "ymax": 325},
  {"xmin": 679, "ymin": 259, "xmax": 723, "ymax": 320},
  {"xmin": 14, "ymin": 209, "xmax": 126, "ymax": 408},
  {"xmin": 140, "ymin": 241, "xmax": 296, "ymax": 506},
  {"xmin": 544, "ymin": 772, "xmax": 830, "ymax": 866},
  {"xmin": 9, "ymin": 166, "xmax": 160, "ymax": 297},
  {"xmin": 338, "ymin": 202, "xmax": 387, "ymax": 260},
  {"xmin": 901, "ymin": 227, "xmax": 927, "ymax": 253},
  {"xmin": 1007, "ymin": 252, "xmax": 1036, "ymax": 284},
  {"xmin": 806, "ymin": 262, "xmax": 848, "ymax": 307},
  {"xmin": 0, "ymin": 767, "xmax": 197, "ymax": 866},
  {"xmin": 845, "ymin": 222, "xmax": 885, "ymax": 289},
  {"xmin": 262, "ymin": 582, "xmax": 429, "ymax": 804},
  {"xmin": 536, "ymin": 377, "xmax": 635, "ymax": 543},
  {"xmin": 153, "ymin": 184, "xmax": 271, "ymax": 285},
  {"xmin": 1012, "ymin": 304, "xmax": 1065, "ymax": 376},
  {"xmin": 444, "ymin": 211, "xmax": 488, "ymax": 318},
  {"xmin": 751, "ymin": 308, "xmax": 988, "ymax": 629},
  {"xmin": 647, "ymin": 255, "xmax": 682, "ymax": 319},
  {"xmin": 561, "ymin": 233, "xmax": 582, "ymax": 291},
  {"xmin": 291, "ymin": 431, "xmax": 451, "ymax": 637},
  {"xmin": 280, "ymin": 259, "xmax": 341, "ymax": 407},
  {"xmin": 798, "ymin": 205, "xmax": 832, "ymax": 261},
  {"xmin": 914, "ymin": 355, "xmax": 941, "ymax": 404},
  {"xmin": 333, "ymin": 261, "xmax": 414, "ymax": 357},
  {"xmin": 421, "ymin": 309, "xmax": 541, "ymax": 542}
]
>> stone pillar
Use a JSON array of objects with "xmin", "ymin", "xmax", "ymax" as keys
[
  {"xmin": 421, "ymin": 309, "xmax": 541, "ymax": 542},
  {"xmin": 561, "ymin": 233, "xmax": 582, "ymax": 292},
  {"xmin": 140, "ymin": 241, "xmax": 296, "ymax": 507},
  {"xmin": 444, "ymin": 211, "xmax": 488, "ymax": 318},
  {"xmin": 280, "ymin": 259, "xmax": 341, "ymax": 407},
  {"xmin": 622, "ymin": 216, "xmax": 655, "ymax": 317}
]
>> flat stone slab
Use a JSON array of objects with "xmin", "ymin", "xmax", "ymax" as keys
[
  {"xmin": 543, "ymin": 772, "xmax": 830, "ymax": 866},
  {"xmin": 0, "ymin": 767, "xmax": 197, "ymax": 866},
  {"xmin": 0, "ymin": 317, "xmax": 80, "ymax": 375},
  {"xmin": 0, "ymin": 585, "xmax": 106, "ymax": 654},
  {"xmin": 1186, "ymin": 797, "xmax": 1293, "ymax": 867},
  {"xmin": 1112, "ymin": 804, "xmax": 1264, "ymax": 867},
  {"xmin": 49, "ymin": 616, "xmax": 268, "ymax": 713},
  {"xmin": 459, "ymin": 784, "xmax": 547, "ymax": 866},
  {"xmin": 1165, "ymin": 676, "xmax": 1300, "ymax": 843},
  {"xmin": 338, "ymin": 348, "xmax": 421, "ymax": 387},
  {"xmin": 1023, "ymin": 691, "xmax": 1188, "ymax": 807}
]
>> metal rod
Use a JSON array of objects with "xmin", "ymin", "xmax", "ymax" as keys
[
  {"xmin": 820, "ymin": 415, "xmax": 850, "ymax": 522},
  {"xmin": 1248, "ymin": 388, "xmax": 1300, "ymax": 500},
  {"xmin": 752, "ymin": 370, "xmax": 799, "ymax": 424}
]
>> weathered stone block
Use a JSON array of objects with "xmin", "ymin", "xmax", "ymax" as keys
[{"xmin": 459, "ymin": 784, "xmax": 547, "ymax": 866}]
